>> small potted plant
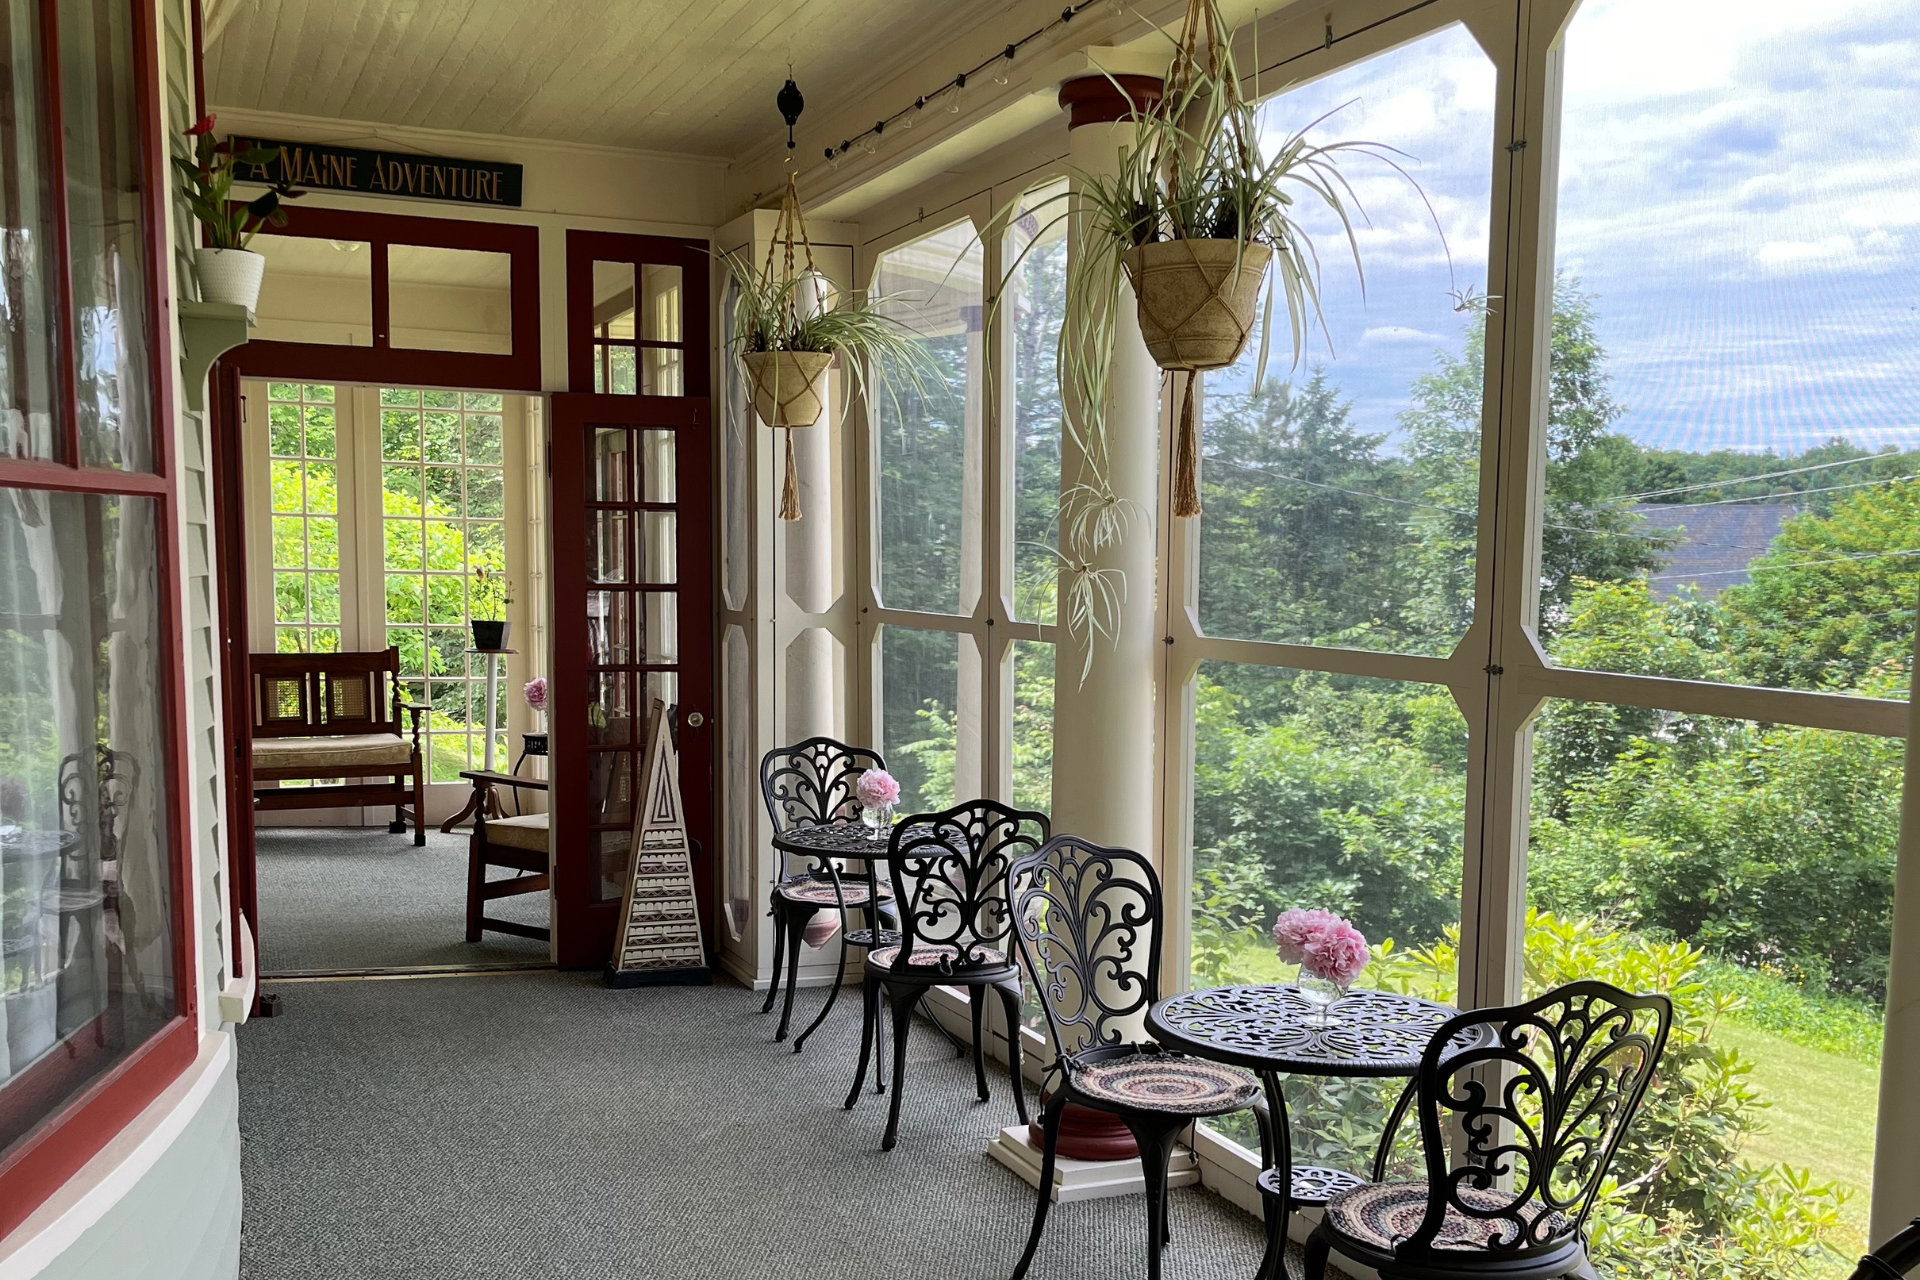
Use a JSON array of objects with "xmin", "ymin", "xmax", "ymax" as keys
[
  {"xmin": 1273, "ymin": 908, "xmax": 1371, "ymax": 1028},
  {"xmin": 470, "ymin": 568, "xmax": 513, "ymax": 651},
  {"xmin": 171, "ymin": 114, "xmax": 301, "ymax": 311}
]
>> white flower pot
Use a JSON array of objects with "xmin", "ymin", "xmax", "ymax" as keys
[{"xmin": 194, "ymin": 247, "xmax": 266, "ymax": 311}]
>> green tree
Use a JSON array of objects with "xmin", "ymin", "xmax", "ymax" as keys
[{"xmin": 1720, "ymin": 478, "xmax": 1920, "ymax": 694}]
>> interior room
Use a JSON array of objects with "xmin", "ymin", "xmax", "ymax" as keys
[{"xmin": 2, "ymin": 1, "xmax": 1917, "ymax": 1279}]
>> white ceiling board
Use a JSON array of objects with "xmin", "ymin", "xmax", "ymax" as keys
[{"xmin": 206, "ymin": 0, "xmax": 1020, "ymax": 158}]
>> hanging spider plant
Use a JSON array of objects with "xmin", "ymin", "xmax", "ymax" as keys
[
  {"xmin": 993, "ymin": 0, "xmax": 1428, "ymax": 677},
  {"xmin": 722, "ymin": 175, "xmax": 938, "ymax": 520}
]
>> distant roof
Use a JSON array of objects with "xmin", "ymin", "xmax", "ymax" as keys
[{"xmin": 1635, "ymin": 503, "xmax": 1797, "ymax": 598}]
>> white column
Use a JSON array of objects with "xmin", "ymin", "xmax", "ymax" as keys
[
  {"xmin": 1050, "ymin": 75, "xmax": 1164, "ymax": 855},
  {"xmin": 1872, "ymin": 603, "xmax": 1920, "ymax": 1245}
]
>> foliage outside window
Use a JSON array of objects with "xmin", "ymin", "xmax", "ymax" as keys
[{"xmin": 377, "ymin": 386, "xmax": 510, "ymax": 780}]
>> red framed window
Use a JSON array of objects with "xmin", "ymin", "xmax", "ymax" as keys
[
  {"xmin": 229, "ymin": 205, "xmax": 541, "ymax": 392},
  {"xmin": 0, "ymin": 0, "xmax": 199, "ymax": 1240}
]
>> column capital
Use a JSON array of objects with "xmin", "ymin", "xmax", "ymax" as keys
[{"xmin": 1057, "ymin": 74, "xmax": 1166, "ymax": 129}]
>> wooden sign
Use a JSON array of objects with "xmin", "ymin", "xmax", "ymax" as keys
[
  {"xmin": 229, "ymin": 136, "xmax": 523, "ymax": 208},
  {"xmin": 606, "ymin": 701, "xmax": 710, "ymax": 988}
]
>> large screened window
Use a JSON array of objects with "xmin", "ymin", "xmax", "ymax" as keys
[
  {"xmin": 840, "ymin": 3, "xmax": 1920, "ymax": 1265},
  {"xmin": 871, "ymin": 219, "xmax": 988, "ymax": 812},
  {"xmin": 0, "ymin": 0, "xmax": 193, "ymax": 1234}
]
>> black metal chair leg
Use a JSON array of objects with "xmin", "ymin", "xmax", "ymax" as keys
[
  {"xmin": 1124, "ymin": 1116, "xmax": 1184, "ymax": 1280},
  {"xmin": 1257, "ymin": 1070, "xmax": 1296, "ymax": 1280},
  {"xmin": 844, "ymin": 971, "xmax": 877, "ymax": 1109},
  {"xmin": 762, "ymin": 898, "xmax": 786, "ymax": 1014},
  {"xmin": 1009, "ymin": 1093, "xmax": 1069, "ymax": 1280},
  {"xmin": 882, "ymin": 983, "xmax": 917, "ymax": 1150},
  {"xmin": 792, "ymin": 912, "xmax": 851, "ymax": 1053},
  {"xmin": 969, "ymin": 985, "xmax": 992, "ymax": 1102},
  {"xmin": 774, "ymin": 907, "xmax": 809, "ymax": 1041},
  {"xmin": 874, "ymin": 981, "xmax": 888, "ymax": 1094},
  {"xmin": 1303, "ymin": 1223, "xmax": 1332, "ymax": 1280},
  {"xmin": 995, "ymin": 980, "xmax": 1029, "ymax": 1125}
]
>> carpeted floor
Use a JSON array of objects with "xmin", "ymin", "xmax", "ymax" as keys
[
  {"xmin": 238, "ymin": 971, "xmax": 1280, "ymax": 1280},
  {"xmin": 256, "ymin": 826, "xmax": 549, "ymax": 974}
]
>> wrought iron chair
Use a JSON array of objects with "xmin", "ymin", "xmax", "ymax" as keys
[
  {"xmin": 1854, "ymin": 1220, "xmax": 1920, "ymax": 1279},
  {"xmin": 758, "ymin": 738, "xmax": 896, "ymax": 1046},
  {"xmin": 1304, "ymin": 980, "xmax": 1673, "ymax": 1280},
  {"xmin": 843, "ymin": 798, "xmax": 1048, "ymax": 1150},
  {"xmin": 1006, "ymin": 836, "xmax": 1261, "ymax": 1280}
]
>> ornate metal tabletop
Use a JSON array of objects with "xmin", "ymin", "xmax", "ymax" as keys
[
  {"xmin": 770, "ymin": 821, "xmax": 895, "ymax": 859},
  {"xmin": 1147, "ymin": 984, "xmax": 1489, "ymax": 1078}
]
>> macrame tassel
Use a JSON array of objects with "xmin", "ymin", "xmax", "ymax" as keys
[
  {"xmin": 1172, "ymin": 372, "xmax": 1202, "ymax": 518},
  {"xmin": 778, "ymin": 427, "xmax": 802, "ymax": 521}
]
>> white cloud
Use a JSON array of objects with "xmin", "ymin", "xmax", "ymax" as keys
[{"xmin": 1363, "ymin": 325, "xmax": 1446, "ymax": 344}]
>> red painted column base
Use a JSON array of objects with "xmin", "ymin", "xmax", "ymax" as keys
[{"xmin": 1028, "ymin": 1096, "xmax": 1139, "ymax": 1160}]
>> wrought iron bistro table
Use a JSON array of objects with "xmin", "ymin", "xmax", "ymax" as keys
[
  {"xmin": 1147, "ymin": 984, "xmax": 1495, "ymax": 1280},
  {"xmin": 768, "ymin": 820, "xmax": 901, "ymax": 1047}
]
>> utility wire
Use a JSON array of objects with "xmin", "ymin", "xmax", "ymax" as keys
[{"xmin": 1617, "ymin": 450, "xmax": 1902, "ymax": 501}]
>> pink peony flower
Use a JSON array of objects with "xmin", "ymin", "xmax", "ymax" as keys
[
  {"xmin": 523, "ymin": 677, "xmax": 548, "ymax": 711},
  {"xmin": 1301, "ymin": 921, "xmax": 1371, "ymax": 988},
  {"xmin": 854, "ymin": 768, "xmax": 900, "ymax": 810},
  {"xmin": 1272, "ymin": 908, "xmax": 1342, "ymax": 965}
]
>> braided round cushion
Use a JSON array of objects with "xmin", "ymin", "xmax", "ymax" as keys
[
  {"xmin": 1326, "ymin": 1181, "xmax": 1571, "ymax": 1253},
  {"xmin": 777, "ymin": 877, "xmax": 891, "ymax": 907},
  {"xmin": 1069, "ymin": 1055, "xmax": 1259, "ymax": 1115},
  {"xmin": 867, "ymin": 942, "xmax": 1007, "ymax": 971}
]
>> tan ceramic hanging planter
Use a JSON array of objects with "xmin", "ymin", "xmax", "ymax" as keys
[
  {"xmin": 1123, "ymin": 238, "xmax": 1272, "ymax": 373},
  {"xmin": 741, "ymin": 349, "xmax": 834, "ymax": 427}
]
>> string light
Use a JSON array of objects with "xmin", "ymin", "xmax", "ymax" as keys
[{"xmin": 813, "ymin": 0, "xmax": 1108, "ymax": 172}]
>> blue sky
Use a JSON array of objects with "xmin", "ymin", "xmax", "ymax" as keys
[{"xmin": 1217, "ymin": 0, "xmax": 1920, "ymax": 458}]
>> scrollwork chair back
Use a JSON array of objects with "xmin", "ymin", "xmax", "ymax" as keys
[
  {"xmin": 885, "ymin": 799, "xmax": 1047, "ymax": 974},
  {"xmin": 1406, "ymin": 980, "xmax": 1672, "ymax": 1260},
  {"xmin": 1008, "ymin": 836, "xmax": 1160, "ymax": 1068},
  {"xmin": 758, "ymin": 738, "xmax": 884, "ymax": 876}
]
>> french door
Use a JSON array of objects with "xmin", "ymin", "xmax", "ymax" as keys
[{"xmin": 549, "ymin": 393, "xmax": 714, "ymax": 967}]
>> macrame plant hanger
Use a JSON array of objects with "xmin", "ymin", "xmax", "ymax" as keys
[
  {"xmin": 761, "ymin": 170, "xmax": 820, "ymax": 521},
  {"xmin": 1153, "ymin": 0, "xmax": 1248, "ymax": 520}
]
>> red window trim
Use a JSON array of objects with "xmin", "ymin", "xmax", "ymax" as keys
[
  {"xmin": 564, "ymin": 229, "xmax": 711, "ymax": 395},
  {"xmin": 227, "ymin": 204, "xmax": 542, "ymax": 392},
  {"xmin": 0, "ymin": 0, "xmax": 201, "ymax": 1243}
]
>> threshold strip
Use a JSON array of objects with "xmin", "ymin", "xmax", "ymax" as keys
[{"xmin": 263, "ymin": 963, "xmax": 556, "ymax": 983}]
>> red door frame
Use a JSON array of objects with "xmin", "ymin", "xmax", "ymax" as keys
[
  {"xmin": 0, "ymin": 0, "xmax": 199, "ymax": 1239},
  {"xmin": 549, "ymin": 229, "xmax": 715, "ymax": 969},
  {"xmin": 226, "ymin": 204, "xmax": 542, "ymax": 391},
  {"xmin": 206, "ymin": 204, "xmax": 544, "ymax": 991}
]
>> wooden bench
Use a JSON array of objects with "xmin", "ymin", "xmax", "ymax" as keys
[{"xmin": 249, "ymin": 647, "xmax": 427, "ymax": 845}]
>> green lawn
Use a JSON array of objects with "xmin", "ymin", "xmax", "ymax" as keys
[{"xmin": 1717, "ymin": 1020, "xmax": 1876, "ymax": 1261}]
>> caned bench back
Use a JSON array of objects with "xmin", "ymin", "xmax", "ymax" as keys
[{"xmin": 250, "ymin": 647, "xmax": 403, "ymax": 739}]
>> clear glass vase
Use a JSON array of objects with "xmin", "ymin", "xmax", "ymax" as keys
[
  {"xmin": 1296, "ymin": 972, "xmax": 1350, "ymax": 1029},
  {"xmin": 861, "ymin": 803, "xmax": 894, "ymax": 841}
]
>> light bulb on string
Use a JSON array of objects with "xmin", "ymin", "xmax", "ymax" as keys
[
  {"xmin": 903, "ymin": 97, "xmax": 923, "ymax": 129},
  {"xmin": 993, "ymin": 45, "xmax": 1013, "ymax": 85},
  {"xmin": 862, "ymin": 135, "xmax": 878, "ymax": 155},
  {"xmin": 948, "ymin": 73, "xmax": 967, "ymax": 112}
]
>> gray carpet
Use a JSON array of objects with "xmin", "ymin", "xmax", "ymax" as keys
[
  {"xmin": 256, "ymin": 826, "xmax": 549, "ymax": 973},
  {"xmin": 238, "ymin": 972, "xmax": 1276, "ymax": 1280}
]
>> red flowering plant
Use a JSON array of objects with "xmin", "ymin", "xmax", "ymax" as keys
[{"xmin": 171, "ymin": 114, "xmax": 302, "ymax": 250}]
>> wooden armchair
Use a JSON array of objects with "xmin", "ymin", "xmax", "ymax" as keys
[{"xmin": 249, "ymin": 647, "xmax": 427, "ymax": 844}]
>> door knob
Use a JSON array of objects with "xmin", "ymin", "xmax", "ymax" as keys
[{"xmin": 685, "ymin": 711, "xmax": 706, "ymax": 728}]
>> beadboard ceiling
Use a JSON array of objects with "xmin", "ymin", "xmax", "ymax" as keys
[{"xmin": 203, "ymin": 0, "xmax": 1012, "ymax": 158}]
